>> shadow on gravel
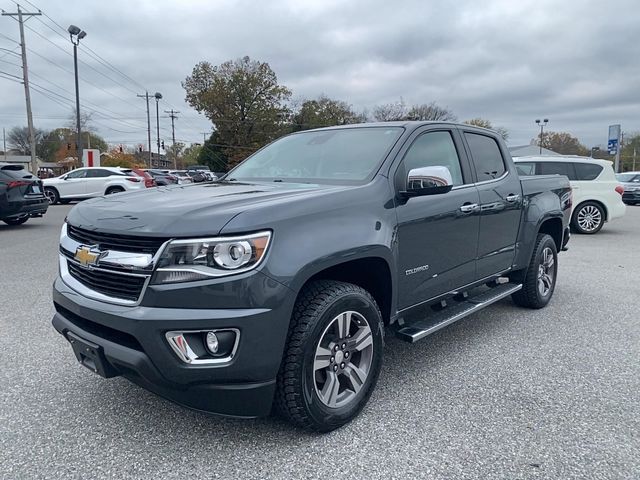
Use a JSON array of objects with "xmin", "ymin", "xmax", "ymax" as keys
[{"xmin": 61, "ymin": 298, "xmax": 521, "ymax": 445}]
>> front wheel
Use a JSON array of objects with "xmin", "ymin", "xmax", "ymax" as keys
[
  {"xmin": 511, "ymin": 233, "xmax": 558, "ymax": 309},
  {"xmin": 571, "ymin": 202, "xmax": 604, "ymax": 234},
  {"xmin": 44, "ymin": 187, "xmax": 59, "ymax": 205},
  {"xmin": 275, "ymin": 280, "xmax": 384, "ymax": 432}
]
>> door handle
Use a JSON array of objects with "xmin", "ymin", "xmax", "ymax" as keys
[
  {"xmin": 460, "ymin": 203, "xmax": 478, "ymax": 213},
  {"xmin": 505, "ymin": 194, "xmax": 520, "ymax": 203}
]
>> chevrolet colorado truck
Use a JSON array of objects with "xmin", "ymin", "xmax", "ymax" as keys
[{"xmin": 52, "ymin": 122, "xmax": 572, "ymax": 431}]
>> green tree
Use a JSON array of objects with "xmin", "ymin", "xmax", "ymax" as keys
[
  {"xmin": 534, "ymin": 131, "xmax": 588, "ymax": 155},
  {"xmin": 182, "ymin": 144, "xmax": 203, "ymax": 167},
  {"xmin": 183, "ymin": 56, "xmax": 291, "ymax": 168},
  {"xmin": 38, "ymin": 128, "xmax": 107, "ymax": 162},
  {"xmin": 197, "ymin": 131, "xmax": 230, "ymax": 172},
  {"xmin": 166, "ymin": 142, "xmax": 185, "ymax": 167},
  {"xmin": 291, "ymin": 95, "xmax": 365, "ymax": 131},
  {"xmin": 464, "ymin": 118, "xmax": 509, "ymax": 140}
]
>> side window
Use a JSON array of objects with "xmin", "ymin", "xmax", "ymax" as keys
[
  {"xmin": 574, "ymin": 163, "xmax": 603, "ymax": 181},
  {"xmin": 66, "ymin": 169, "xmax": 87, "ymax": 179},
  {"xmin": 402, "ymin": 131, "xmax": 465, "ymax": 185},
  {"xmin": 464, "ymin": 133, "xmax": 506, "ymax": 182},
  {"xmin": 515, "ymin": 162, "xmax": 535, "ymax": 176},
  {"xmin": 538, "ymin": 162, "xmax": 577, "ymax": 180}
]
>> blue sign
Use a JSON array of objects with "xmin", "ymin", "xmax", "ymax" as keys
[{"xmin": 608, "ymin": 139, "xmax": 618, "ymax": 155}]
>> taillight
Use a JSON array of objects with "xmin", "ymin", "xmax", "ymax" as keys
[
  {"xmin": 7, "ymin": 180, "xmax": 31, "ymax": 189},
  {"xmin": 615, "ymin": 185, "xmax": 624, "ymax": 195},
  {"xmin": 125, "ymin": 177, "xmax": 141, "ymax": 183},
  {"xmin": 167, "ymin": 175, "xmax": 177, "ymax": 181}
]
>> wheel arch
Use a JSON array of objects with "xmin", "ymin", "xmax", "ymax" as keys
[
  {"xmin": 537, "ymin": 216, "xmax": 563, "ymax": 251},
  {"xmin": 291, "ymin": 253, "xmax": 395, "ymax": 325}
]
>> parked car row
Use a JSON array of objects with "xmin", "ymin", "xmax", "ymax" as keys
[
  {"xmin": 39, "ymin": 166, "xmax": 222, "ymax": 205},
  {"xmin": 514, "ymin": 156, "xmax": 627, "ymax": 234}
]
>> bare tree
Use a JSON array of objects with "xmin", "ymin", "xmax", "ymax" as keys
[
  {"xmin": 464, "ymin": 118, "xmax": 509, "ymax": 140},
  {"xmin": 7, "ymin": 126, "xmax": 44, "ymax": 155},
  {"xmin": 407, "ymin": 102, "xmax": 457, "ymax": 121},
  {"xmin": 372, "ymin": 99, "xmax": 408, "ymax": 122}
]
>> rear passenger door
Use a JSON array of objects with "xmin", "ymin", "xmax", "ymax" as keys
[
  {"xmin": 85, "ymin": 169, "xmax": 119, "ymax": 196},
  {"xmin": 462, "ymin": 131, "xmax": 523, "ymax": 279}
]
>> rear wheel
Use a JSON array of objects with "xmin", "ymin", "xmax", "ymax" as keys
[
  {"xmin": 3, "ymin": 215, "xmax": 28, "ymax": 226},
  {"xmin": 571, "ymin": 202, "xmax": 604, "ymax": 234},
  {"xmin": 44, "ymin": 187, "xmax": 59, "ymax": 205},
  {"xmin": 275, "ymin": 280, "xmax": 384, "ymax": 432},
  {"xmin": 105, "ymin": 186, "xmax": 125, "ymax": 195},
  {"xmin": 511, "ymin": 233, "xmax": 558, "ymax": 309}
]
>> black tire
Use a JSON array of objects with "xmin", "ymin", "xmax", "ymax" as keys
[
  {"xmin": 44, "ymin": 187, "xmax": 59, "ymax": 205},
  {"xmin": 511, "ymin": 233, "xmax": 558, "ymax": 309},
  {"xmin": 571, "ymin": 201, "xmax": 605, "ymax": 234},
  {"xmin": 275, "ymin": 280, "xmax": 384, "ymax": 432},
  {"xmin": 3, "ymin": 216, "xmax": 28, "ymax": 226},
  {"xmin": 105, "ymin": 186, "xmax": 125, "ymax": 195},
  {"xmin": 60, "ymin": 199, "xmax": 71, "ymax": 205}
]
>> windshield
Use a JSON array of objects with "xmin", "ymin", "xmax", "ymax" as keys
[
  {"xmin": 616, "ymin": 173, "xmax": 637, "ymax": 182},
  {"xmin": 229, "ymin": 127, "xmax": 403, "ymax": 183}
]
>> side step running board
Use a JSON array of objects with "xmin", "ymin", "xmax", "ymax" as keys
[{"xmin": 395, "ymin": 283, "xmax": 522, "ymax": 343}]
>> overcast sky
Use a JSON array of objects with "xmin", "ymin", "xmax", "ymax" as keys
[{"xmin": 1, "ymin": 0, "xmax": 639, "ymax": 151}]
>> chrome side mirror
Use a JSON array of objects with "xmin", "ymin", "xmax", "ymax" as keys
[{"xmin": 404, "ymin": 166, "xmax": 454, "ymax": 197}]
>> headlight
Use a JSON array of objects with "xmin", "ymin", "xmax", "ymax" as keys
[{"xmin": 153, "ymin": 231, "xmax": 271, "ymax": 284}]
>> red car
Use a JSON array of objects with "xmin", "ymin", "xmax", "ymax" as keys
[{"xmin": 127, "ymin": 168, "xmax": 156, "ymax": 188}]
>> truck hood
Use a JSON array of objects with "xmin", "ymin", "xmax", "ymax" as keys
[{"xmin": 66, "ymin": 181, "xmax": 340, "ymax": 237}]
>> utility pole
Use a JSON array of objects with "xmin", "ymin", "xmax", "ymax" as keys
[
  {"xmin": 137, "ymin": 92, "xmax": 152, "ymax": 168},
  {"xmin": 201, "ymin": 132, "xmax": 208, "ymax": 144},
  {"xmin": 164, "ymin": 109, "xmax": 179, "ymax": 169},
  {"xmin": 2, "ymin": 127, "xmax": 6, "ymax": 160},
  {"xmin": 2, "ymin": 6, "xmax": 42, "ymax": 174}
]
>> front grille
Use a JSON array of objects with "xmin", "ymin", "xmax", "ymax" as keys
[
  {"xmin": 67, "ymin": 261, "xmax": 147, "ymax": 302},
  {"xmin": 67, "ymin": 224, "xmax": 167, "ymax": 255}
]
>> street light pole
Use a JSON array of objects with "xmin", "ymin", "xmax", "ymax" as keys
[
  {"xmin": 535, "ymin": 118, "xmax": 549, "ymax": 154},
  {"xmin": 154, "ymin": 92, "xmax": 162, "ymax": 165},
  {"xmin": 68, "ymin": 25, "xmax": 86, "ymax": 165}
]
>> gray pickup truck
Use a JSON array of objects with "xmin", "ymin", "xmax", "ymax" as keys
[{"xmin": 52, "ymin": 122, "xmax": 572, "ymax": 431}]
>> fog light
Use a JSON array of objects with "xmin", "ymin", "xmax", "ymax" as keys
[{"xmin": 205, "ymin": 331, "xmax": 219, "ymax": 354}]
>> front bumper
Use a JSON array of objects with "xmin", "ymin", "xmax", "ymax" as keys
[
  {"xmin": 52, "ymin": 272, "xmax": 294, "ymax": 417},
  {"xmin": 622, "ymin": 190, "xmax": 640, "ymax": 203}
]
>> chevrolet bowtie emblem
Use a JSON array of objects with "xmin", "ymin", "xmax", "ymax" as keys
[{"xmin": 74, "ymin": 245, "xmax": 104, "ymax": 267}]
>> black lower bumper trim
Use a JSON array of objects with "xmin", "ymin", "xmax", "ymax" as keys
[{"xmin": 52, "ymin": 311, "xmax": 276, "ymax": 418}]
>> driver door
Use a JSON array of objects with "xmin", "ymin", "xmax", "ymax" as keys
[
  {"xmin": 60, "ymin": 169, "xmax": 87, "ymax": 198},
  {"xmin": 394, "ymin": 128, "xmax": 480, "ymax": 310}
]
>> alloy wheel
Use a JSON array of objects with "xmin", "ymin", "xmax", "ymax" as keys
[
  {"xmin": 313, "ymin": 311, "xmax": 374, "ymax": 409},
  {"xmin": 577, "ymin": 205, "xmax": 602, "ymax": 232},
  {"xmin": 537, "ymin": 247, "xmax": 555, "ymax": 297},
  {"xmin": 45, "ymin": 189, "xmax": 56, "ymax": 204}
]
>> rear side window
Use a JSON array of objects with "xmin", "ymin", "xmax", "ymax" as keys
[
  {"xmin": 515, "ymin": 162, "xmax": 535, "ymax": 175},
  {"xmin": 537, "ymin": 162, "xmax": 577, "ymax": 180},
  {"xmin": 574, "ymin": 163, "xmax": 603, "ymax": 181},
  {"xmin": 0, "ymin": 165, "xmax": 33, "ymax": 180},
  {"xmin": 465, "ymin": 133, "xmax": 506, "ymax": 181}
]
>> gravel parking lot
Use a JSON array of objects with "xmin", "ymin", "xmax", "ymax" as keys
[{"xmin": 1, "ymin": 204, "xmax": 638, "ymax": 480}]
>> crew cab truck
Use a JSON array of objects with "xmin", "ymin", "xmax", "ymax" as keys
[{"xmin": 52, "ymin": 122, "xmax": 571, "ymax": 432}]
